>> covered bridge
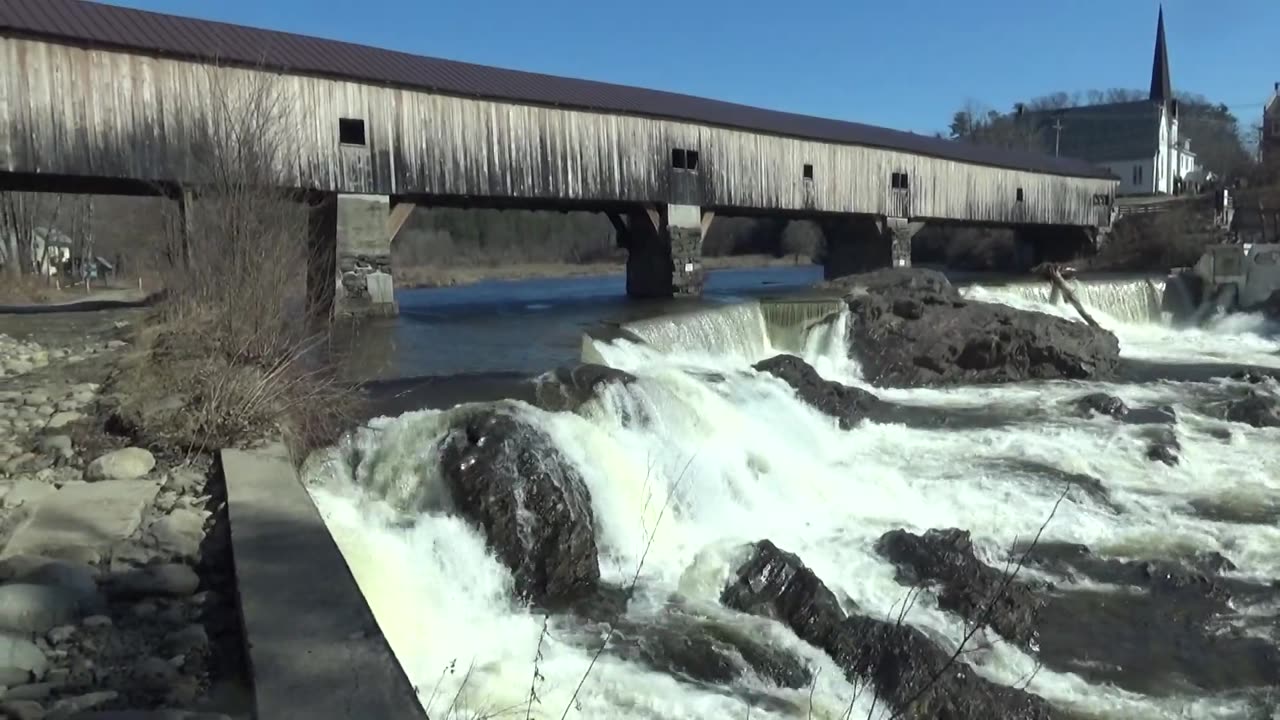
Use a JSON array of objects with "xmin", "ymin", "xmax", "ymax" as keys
[{"xmin": 0, "ymin": 0, "xmax": 1119, "ymax": 314}]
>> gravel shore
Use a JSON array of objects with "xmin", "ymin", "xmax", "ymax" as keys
[{"xmin": 0, "ymin": 311, "xmax": 250, "ymax": 720}]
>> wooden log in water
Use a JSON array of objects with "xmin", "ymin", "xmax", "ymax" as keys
[{"xmin": 1046, "ymin": 266, "xmax": 1104, "ymax": 330}]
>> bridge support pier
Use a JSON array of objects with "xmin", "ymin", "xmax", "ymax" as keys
[
  {"xmin": 611, "ymin": 204, "xmax": 713, "ymax": 298},
  {"xmin": 818, "ymin": 215, "xmax": 922, "ymax": 280},
  {"xmin": 306, "ymin": 193, "xmax": 410, "ymax": 320}
]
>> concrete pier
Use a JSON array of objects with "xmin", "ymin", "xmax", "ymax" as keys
[
  {"xmin": 819, "ymin": 215, "xmax": 923, "ymax": 280},
  {"xmin": 615, "ymin": 204, "xmax": 712, "ymax": 299},
  {"xmin": 335, "ymin": 194, "xmax": 397, "ymax": 318}
]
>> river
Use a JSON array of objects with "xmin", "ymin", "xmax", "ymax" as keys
[{"xmin": 305, "ymin": 266, "xmax": 1280, "ymax": 720}]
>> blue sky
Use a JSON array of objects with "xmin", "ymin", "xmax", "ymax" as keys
[{"xmin": 104, "ymin": 0, "xmax": 1276, "ymax": 136}]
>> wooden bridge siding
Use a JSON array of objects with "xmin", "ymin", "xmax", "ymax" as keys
[{"xmin": 1, "ymin": 37, "xmax": 1114, "ymax": 225}]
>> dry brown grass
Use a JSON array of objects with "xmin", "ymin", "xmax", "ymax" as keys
[
  {"xmin": 394, "ymin": 254, "xmax": 807, "ymax": 288},
  {"xmin": 0, "ymin": 275, "xmax": 68, "ymax": 304},
  {"xmin": 105, "ymin": 66, "xmax": 362, "ymax": 458},
  {"xmin": 0, "ymin": 272, "xmax": 160, "ymax": 305}
]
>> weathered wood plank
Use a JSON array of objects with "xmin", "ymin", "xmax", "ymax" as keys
[{"xmin": 1, "ymin": 36, "xmax": 1116, "ymax": 228}]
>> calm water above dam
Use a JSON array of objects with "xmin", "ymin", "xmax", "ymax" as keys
[{"xmin": 340, "ymin": 265, "xmax": 823, "ymax": 381}]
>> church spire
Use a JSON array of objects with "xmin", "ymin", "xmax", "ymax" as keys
[{"xmin": 1149, "ymin": 6, "xmax": 1172, "ymax": 104}]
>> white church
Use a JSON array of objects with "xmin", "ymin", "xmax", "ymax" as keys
[{"xmin": 1024, "ymin": 8, "xmax": 1203, "ymax": 196}]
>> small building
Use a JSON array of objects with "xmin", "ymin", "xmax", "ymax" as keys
[
  {"xmin": 1264, "ymin": 83, "xmax": 1280, "ymax": 170},
  {"xmin": 31, "ymin": 227, "xmax": 72, "ymax": 276},
  {"xmin": 1021, "ymin": 7, "xmax": 1201, "ymax": 196}
]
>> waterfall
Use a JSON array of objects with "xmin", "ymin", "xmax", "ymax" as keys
[{"xmin": 302, "ymin": 286, "xmax": 1280, "ymax": 720}]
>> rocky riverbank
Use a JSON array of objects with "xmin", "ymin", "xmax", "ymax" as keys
[{"xmin": 0, "ymin": 314, "xmax": 249, "ymax": 720}]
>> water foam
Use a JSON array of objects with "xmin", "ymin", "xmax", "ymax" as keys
[{"xmin": 306, "ymin": 280, "xmax": 1280, "ymax": 720}]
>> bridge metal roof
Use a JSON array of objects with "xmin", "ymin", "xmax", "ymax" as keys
[{"xmin": 1, "ymin": 0, "xmax": 1115, "ymax": 181}]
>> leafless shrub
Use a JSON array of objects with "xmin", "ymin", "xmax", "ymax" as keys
[
  {"xmin": 1088, "ymin": 205, "xmax": 1216, "ymax": 271},
  {"xmin": 116, "ymin": 64, "xmax": 360, "ymax": 455}
]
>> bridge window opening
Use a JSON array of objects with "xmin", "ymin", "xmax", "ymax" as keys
[
  {"xmin": 671, "ymin": 148, "xmax": 700, "ymax": 171},
  {"xmin": 890, "ymin": 171, "xmax": 909, "ymax": 190},
  {"xmin": 803, "ymin": 163, "xmax": 814, "ymax": 181},
  {"xmin": 1016, "ymin": 187, "xmax": 1024, "ymax": 203},
  {"xmin": 339, "ymin": 118, "xmax": 367, "ymax": 146}
]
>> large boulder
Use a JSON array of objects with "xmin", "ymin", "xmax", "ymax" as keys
[
  {"xmin": 438, "ymin": 409, "xmax": 600, "ymax": 608},
  {"xmin": 1221, "ymin": 390, "xmax": 1280, "ymax": 428},
  {"xmin": 532, "ymin": 364, "xmax": 636, "ymax": 414},
  {"xmin": 837, "ymin": 268, "xmax": 1121, "ymax": 387},
  {"xmin": 608, "ymin": 610, "xmax": 811, "ymax": 690},
  {"xmin": 1022, "ymin": 542, "xmax": 1280, "ymax": 696},
  {"xmin": 875, "ymin": 529, "xmax": 1043, "ymax": 648},
  {"xmin": 752, "ymin": 355, "xmax": 886, "ymax": 429},
  {"xmin": 721, "ymin": 540, "xmax": 1060, "ymax": 720}
]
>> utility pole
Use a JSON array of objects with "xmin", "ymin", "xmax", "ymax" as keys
[{"xmin": 1051, "ymin": 117, "xmax": 1064, "ymax": 157}]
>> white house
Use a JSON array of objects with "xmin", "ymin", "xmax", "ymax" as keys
[
  {"xmin": 1022, "ymin": 7, "xmax": 1202, "ymax": 196},
  {"xmin": 0, "ymin": 226, "xmax": 72, "ymax": 276}
]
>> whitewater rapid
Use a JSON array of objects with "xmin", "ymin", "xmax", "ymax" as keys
[{"xmin": 303, "ymin": 280, "xmax": 1280, "ymax": 720}]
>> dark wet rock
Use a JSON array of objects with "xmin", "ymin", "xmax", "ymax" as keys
[
  {"xmin": 1221, "ymin": 391, "xmax": 1280, "ymax": 428},
  {"xmin": 1243, "ymin": 288, "xmax": 1280, "ymax": 321},
  {"xmin": 1074, "ymin": 393, "xmax": 1175, "ymax": 425},
  {"xmin": 1188, "ymin": 497, "xmax": 1280, "ymax": 526},
  {"xmin": 840, "ymin": 268, "xmax": 1121, "ymax": 387},
  {"xmin": 719, "ymin": 540, "xmax": 849, "ymax": 642},
  {"xmin": 438, "ymin": 409, "xmax": 599, "ymax": 607},
  {"xmin": 1075, "ymin": 392, "xmax": 1128, "ymax": 419},
  {"xmin": 876, "ymin": 528, "xmax": 1044, "ymax": 648},
  {"xmin": 991, "ymin": 459, "xmax": 1116, "ymax": 511},
  {"xmin": 1144, "ymin": 427, "xmax": 1181, "ymax": 466},
  {"xmin": 563, "ymin": 584, "xmax": 629, "ymax": 625},
  {"xmin": 610, "ymin": 610, "xmax": 811, "ymax": 690},
  {"xmin": 532, "ymin": 364, "xmax": 636, "ymax": 414},
  {"xmin": 1228, "ymin": 368, "xmax": 1280, "ymax": 384},
  {"xmin": 1123, "ymin": 404, "xmax": 1177, "ymax": 425},
  {"xmin": 752, "ymin": 354, "xmax": 886, "ymax": 429},
  {"xmin": 822, "ymin": 266, "xmax": 954, "ymax": 296},
  {"xmin": 1019, "ymin": 541, "xmax": 1280, "ymax": 696},
  {"xmin": 825, "ymin": 615, "xmax": 1056, "ymax": 720},
  {"xmin": 722, "ymin": 540, "xmax": 1059, "ymax": 720},
  {"xmin": 753, "ymin": 354, "xmax": 1045, "ymax": 431}
]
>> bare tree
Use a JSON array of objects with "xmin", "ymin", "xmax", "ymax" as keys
[
  {"xmin": 64, "ymin": 196, "xmax": 94, "ymax": 282},
  {"xmin": 781, "ymin": 220, "xmax": 822, "ymax": 262},
  {"xmin": 0, "ymin": 191, "xmax": 65, "ymax": 279},
  {"xmin": 160, "ymin": 64, "xmax": 312, "ymax": 360},
  {"xmin": 948, "ymin": 100, "xmax": 1045, "ymax": 152}
]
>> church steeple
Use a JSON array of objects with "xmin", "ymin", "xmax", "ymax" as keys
[{"xmin": 1149, "ymin": 6, "xmax": 1172, "ymax": 104}]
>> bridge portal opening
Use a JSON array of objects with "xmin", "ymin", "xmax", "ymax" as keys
[{"xmin": 339, "ymin": 118, "xmax": 367, "ymax": 146}]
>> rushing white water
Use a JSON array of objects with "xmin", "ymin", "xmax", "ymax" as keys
[{"xmin": 304, "ymin": 278, "xmax": 1280, "ymax": 720}]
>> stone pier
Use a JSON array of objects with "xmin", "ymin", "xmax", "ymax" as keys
[
  {"xmin": 306, "ymin": 193, "xmax": 406, "ymax": 320},
  {"xmin": 612, "ymin": 204, "xmax": 713, "ymax": 298},
  {"xmin": 819, "ymin": 215, "xmax": 923, "ymax": 280}
]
